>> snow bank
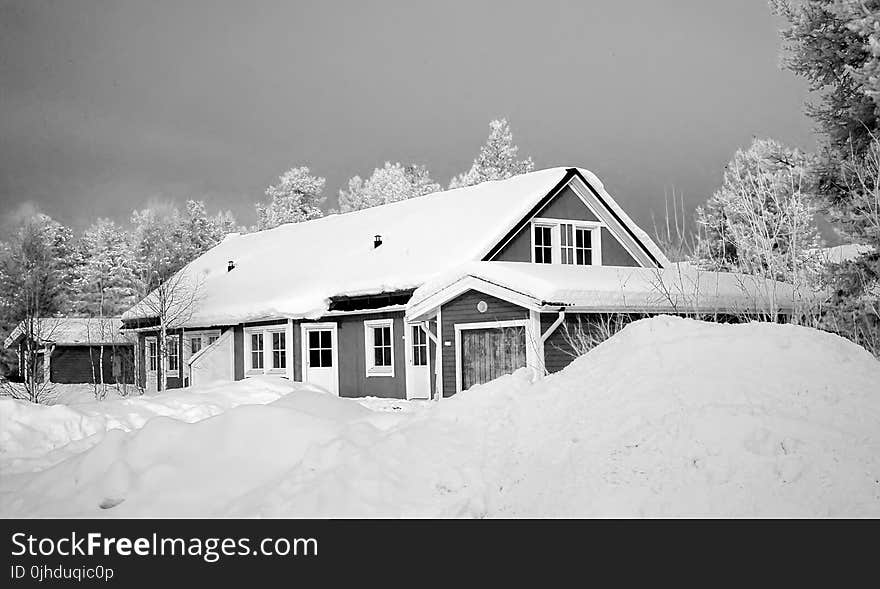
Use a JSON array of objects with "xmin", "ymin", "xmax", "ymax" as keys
[
  {"xmin": 3, "ymin": 317, "xmax": 879, "ymax": 517},
  {"xmin": 0, "ymin": 377, "xmax": 308, "ymax": 474}
]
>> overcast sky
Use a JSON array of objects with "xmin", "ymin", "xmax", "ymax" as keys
[{"xmin": 0, "ymin": 0, "xmax": 816, "ymax": 234}]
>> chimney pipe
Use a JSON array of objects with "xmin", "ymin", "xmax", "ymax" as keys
[
  {"xmin": 227, "ymin": 260, "xmax": 235, "ymax": 272},
  {"xmin": 374, "ymin": 235, "xmax": 382, "ymax": 249}
]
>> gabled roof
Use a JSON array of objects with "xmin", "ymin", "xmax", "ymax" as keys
[
  {"xmin": 406, "ymin": 261, "xmax": 812, "ymax": 321},
  {"xmin": 3, "ymin": 317, "xmax": 131, "ymax": 349},
  {"xmin": 123, "ymin": 167, "xmax": 668, "ymax": 328}
]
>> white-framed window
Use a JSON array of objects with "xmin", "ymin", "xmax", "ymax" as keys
[
  {"xmin": 166, "ymin": 336, "xmax": 179, "ymax": 376},
  {"xmin": 411, "ymin": 325, "xmax": 428, "ymax": 366},
  {"xmin": 207, "ymin": 335, "xmax": 219, "ymax": 346},
  {"xmin": 271, "ymin": 331, "xmax": 286, "ymax": 369},
  {"xmin": 250, "ymin": 333, "xmax": 264, "ymax": 370},
  {"xmin": 245, "ymin": 325, "xmax": 288, "ymax": 375},
  {"xmin": 190, "ymin": 336, "xmax": 203, "ymax": 355},
  {"xmin": 533, "ymin": 224, "xmax": 553, "ymax": 264},
  {"xmin": 531, "ymin": 218, "xmax": 602, "ymax": 266},
  {"xmin": 364, "ymin": 319, "xmax": 394, "ymax": 377},
  {"xmin": 147, "ymin": 338, "xmax": 158, "ymax": 372}
]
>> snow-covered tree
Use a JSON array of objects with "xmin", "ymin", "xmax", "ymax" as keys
[
  {"xmin": 0, "ymin": 214, "xmax": 79, "ymax": 402},
  {"xmin": 176, "ymin": 200, "xmax": 239, "ymax": 262},
  {"xmin": 256, "ymin": 166, "xmax": 326, "ymax": 230},
  {"xmin": 773, "ymin": 0, "xmax": 880, "ymax": 354},
  {"xmin": 693, "ymin": 138, "xmax": 823, "ymax": 284},
  {"xmin": 74, "ymin": 218, "xmax": 138, "ymax": 317},
  {"xmin": 338, "ymin": 162, "xmax": 440, "ymax": 212},
  {"xmin": 448, "ymin": 118, "xmax": 534, "ymax": 189}
]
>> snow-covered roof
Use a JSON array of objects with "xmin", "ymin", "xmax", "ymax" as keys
[
  {"xmin": 124, "ymin": 167, "xmax": 669, "ymax": 327},
  {"xmin": 3, "ymin": 317, "xmax": 131, "ymax": 349},
  {"xmin": 406, "ymin": 261, "xmax": 813, "ymax": 320},
  {"xmin": 810, "ymin": 244, "xmax": 874, "ymax": 264}
]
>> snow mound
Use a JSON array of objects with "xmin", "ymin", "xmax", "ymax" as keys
[
  {"xmin": 0, "ymin": 377, "xmax": 309, "ymax": 474},
  {"xmin": 3, "ymin": 317, "xmax": 879, "ymax": 517}
]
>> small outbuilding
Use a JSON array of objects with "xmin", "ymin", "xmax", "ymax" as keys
[{"xmin": 3, "ymin": 317, "xmax": 136, "ymax": 385}]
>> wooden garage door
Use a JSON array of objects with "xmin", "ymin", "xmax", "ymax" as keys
[{"xmin": 460, "ymin": 326, "xmax": 526, "ymax": 391}]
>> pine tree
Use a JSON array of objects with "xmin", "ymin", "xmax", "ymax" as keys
[
  {"xmin": 0, "ymin": 214, "xmax": 79, "ymax": 401},
  {"xmin": 256, "ymin": 166, "xmax": 326, "ymax": 230},
  {"xmin": 773, "ymin": 0, "xmax": 880, "ymax": 354},
  {"xmin": 338, "ymin": 162, "xmax": 440, "ymax": 212},
  {"xmin": 693, "ymin": 138, "xmax": 823, "ymax": 284},
  {"xmin": 74, "ymin": 218, "xmax": 138, "ymax": 317},
  {"xmin": 448, "ymin": 118, "xmax": 534, "ymax": 189}
]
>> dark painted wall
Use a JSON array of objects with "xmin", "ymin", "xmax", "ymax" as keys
[
  {"xmin": 535, "ymin": 185, "xmax": 599, "ymax": 221},
  {"xmin": 136, "ymin": 329, "xmax": 184, "ymax": 389},
  {"xmin": 440, "ymin": 290, "xmax": 528, "ymax": 396},
  {"xmin": 601, "ymin": 227, "xmax": 638, "ymax": 267},
  {"xmin": 233, "ymin": 325, "xmax": 244, "ymax": 380},
  {"xmin": 50, "ymin": 345, "xmax": 134, "ymax": 384},
  {"xmin": 331, "ymin": 311, "xmax": 407, "ymax": 399},
  {"xmin": 490, "ymin": 184, "xmax": 639, "ymax": 266}
]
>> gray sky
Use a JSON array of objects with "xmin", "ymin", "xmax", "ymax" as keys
[{"xmin": 0, "ymin": 0, "xmax": 816, "ymax": 233}]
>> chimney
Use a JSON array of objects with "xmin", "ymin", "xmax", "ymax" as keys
[
  {"xmin": 227, "ymin": 260, "xmax": 235, "ymax": 272},
  {"xmin": 374, "ymin": 234, "xmax": 382, "ymax": 249}
]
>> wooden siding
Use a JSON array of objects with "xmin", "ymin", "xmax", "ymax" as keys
[
  {"xmin": 50, "ymin": 345, "xmax": 134, "ymax": 385},
  {"xmin": 440, "ymin": 290, "xmax": 528, "ymax": 396},
  {"xmin": 535, "ymin": 186, "xmax": 599, "ymax": 221},
  {"xmin": 489, "ymin": 184, "xmax": 639, "ymax": 266},
  {"xmin": 136, "ymin": 330, "xmax": 184, "ymax": 389},
  {"xmin": 333, "ymin": 311, "xmax": 407, "ymax": 399},
  {"xmin": 600, "ymin": 227, "xmax": 638, "ymax": 266}
]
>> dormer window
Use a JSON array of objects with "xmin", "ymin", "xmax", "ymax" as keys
[
  {"xmin": 534, "ymin": 224, "xmax": 553, "ymax": 264},
  {"xmin": 532, "ymin": 219, "xmax": 602, "ymax": 266}
]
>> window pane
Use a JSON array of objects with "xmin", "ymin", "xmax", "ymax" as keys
[
  {"xmin": 252, "ymin": 351, "xmax": 262, "ymax": 369},
  {"xmin": 383, "ymin": 347, "xmax": 392, "ymax": 366},
  {"xmin": 374, "ymin": 347, "xmax": 383, "ymax": 366},
  {"xmin": 576, "ymin": 249, "xmax": 584, "ymax": 265},
  {"xmin": 309, "ymin": 349, "xmax": 320, "ymax": 367},
  {"xmin": 273, "ymin": 350, "xmax": 285, "ymax": 369},
  {"xmin": 535, "ymin": 248, "xmax": 543, "ymax": 263},
  {"xmin": 208, "ymin": 336, "xmax": 218, "ymax": 345},
  {"xmin": 191, "ymin": 337, "xmax": 201, "ymax": 355},
  {"xmin": 584, "ymin": 250, "xmax": 592, "ymax": 265},
  {"xmin": 321, "ymin": 331, "xmax": 331, "ymax": 348},
  {"xmin": 308, "ymin": 330, "xmax": 318, "ymax": 348},
  {"xmin": 544, "ymin": 246, "xmax": 551, "ymax": 264},
  {"xmin": 373, "ymin": 326, "xmax": 382, "ymax": 347},
  {"xmin": 321, "ymin": 349, "xmax": 332, "ymax": 367},
  {"xmin": 582, "ymin": 229, "xmax": 592, "ymax": 249}
]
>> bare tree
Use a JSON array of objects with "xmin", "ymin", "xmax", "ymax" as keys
[{"xmin": 132, "ymin": 268, "xmax": 204, "ymax": 391}]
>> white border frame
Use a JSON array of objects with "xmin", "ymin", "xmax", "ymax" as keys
[
  {"xmin": 453, "ymin": 319, "xmax": 539, "ymax": 393},
  {"xmin": 165, "ymin": 334, "xmax": 180, "ymax": 378},
  {"xmin": 145, "ymin": 336, "xmax": 158, "ymax": 374},
  {"xmin": 363, "ymin": 318, "xmax": 395, "ymax": 378},
  {"xmin": 530, "ymin": 217, "xmax": 603, "ymax": 267},
  {"xmin": 300, "ymin": 322, "xmax": 340, "ymax": 395},
  {"xmin": 404, "ymin": 321, "xmax": 432, "ymax": 400},
  {"xmin": 244, "ymin": 324, "xmax": 289, "ymax": 376}
]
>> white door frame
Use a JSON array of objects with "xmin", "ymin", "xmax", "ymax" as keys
[
  {"xmin": 300, "ymin": 322, "xmax": 339, "ymax": 395},
  {"xmin": 144, "ymin": 335, "xmax": 158, "ymax": 393},
  {"xmin": 404, "ymin": 322, "xmax": 432, "ymax": 400},
  {"xmin": 453, "ymin": 319, "xmax": 538, "ymax": 393}
]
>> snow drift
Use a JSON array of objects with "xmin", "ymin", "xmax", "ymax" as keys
[{"xmin": 2, "ymin": 316, "xmax": 879, "ymax": 517}]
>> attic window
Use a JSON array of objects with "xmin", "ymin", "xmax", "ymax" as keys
[{"xmin": 532, "ymin": 219, "xmax": 603, "ymax": 267}]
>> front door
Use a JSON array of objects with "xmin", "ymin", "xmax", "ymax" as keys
[
  {"xmin": 145, "ymin": 337, "xmax": 158, "ymax": 393},
  {"xmin": 459, "ymin": 326, "xmax": 526, "ymax": 391},
  {"xmin": 302, "ymin": 324, "xmax": 338, "ymax": 395},
  {"xmin": 405, "ymin": 324, "xmax": 431, "ymax": 399}
]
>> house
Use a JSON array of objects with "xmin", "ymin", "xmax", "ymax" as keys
[
  {"xmin": 121, "ymin": 167, "xmax": 802, "ymax": 398},
  {"xmin": 3, "ymin": 317, "xmax": 135, "ymax": 385}
]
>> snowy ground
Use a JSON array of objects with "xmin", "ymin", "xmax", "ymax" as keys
[{"xmin": 2, "ymin": 316, "xmax": 879, "ymax": 517}]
